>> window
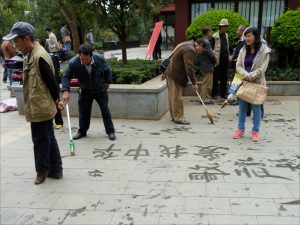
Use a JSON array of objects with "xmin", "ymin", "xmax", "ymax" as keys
[
  {"xmin": 189, "ymin": 0, "xmax": 286, "ymax": 37},
  {"xmin": 191, "ymin": 2, "xmax": 211, "ymax": 21},
  {"xmin": 238, "ymin": 0, "xmax": 260, "ymax": 27},
  {"xmin": 261, "ymin": 0, "xmax": 285, "ymax": 38},
  {"xmin": 159, "ymin": 14, "xmax": 175, "ymax": 49},
  {"xmin": 215, "ymin": 1, "xmax": 234, "ymax": 11}
]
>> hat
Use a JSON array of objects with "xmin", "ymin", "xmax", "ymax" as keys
[
  {"xmin": 3, "ymin": 22, "xmax": 35, "ymax": 41},
  {"xmin": 219, "ymin": 19, "xmax": 229, "ymax": 26}
]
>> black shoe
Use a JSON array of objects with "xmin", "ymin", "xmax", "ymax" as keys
[
  {"xmin": 34, "ymin": 171, "xmax": 48, "ymax": 185},
  {"xmin": 48, "ymin": 172, "xmax": 63, "ymax": 179},
  {"xmin": 108, "ymin": 133, "xmax": 116, "ymax": 141},
  {"xmin": 73, "ymin": 132, "xmax": 86, "ymax": 140},
  {"xmin": 175, "ymin": 120, "xmax": 190, "ymax": 125}
]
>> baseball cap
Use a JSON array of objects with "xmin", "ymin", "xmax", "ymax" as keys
[{"xmin": 2, "ymin": 22, "xmax": 35, "ymax": 41}]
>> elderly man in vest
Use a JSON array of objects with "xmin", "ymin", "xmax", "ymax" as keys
[
  {"xmin": 211, "ymin": 18, "xmax": 231, "ymax": 99},
  {"xmin": 162, "ymin": 39, "xmax": 203, "ymax": 125},
  {"xmin": 3, "ymin": 22, "xmax": 64, "ymax": 185}
]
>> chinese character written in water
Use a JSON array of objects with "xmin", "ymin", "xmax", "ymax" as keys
[
  {"xmin": 160, "ymin": 145, "xmax": 188, "ymax": 158},
  {"xmin": 193, "ymin": 146, "xmax": 229, "ymax": 161},
  {"xmin": 93, "ymin": 144, "xmax": 121, "ymax": 159},
  {"xmin": 234, "ymin": 157, "xmax": 266, "ymax": 167},
  {"xmin": 234, "ymin": 167, "xmax": 292, "ymax": 181},
  {"xmin": 161, "ymin": 126, "xmax": 192, "ymax": 134},
  {"xmin": 124, "ymin": 144, "xmax": 149, "ymax": 160},
  {"xmin": 188, "ymin": 164, "xmax": 230, "ymax": 182},
  {"xmin": 88, "ymin": 170, "xmax": 104, "ymax": 177}
]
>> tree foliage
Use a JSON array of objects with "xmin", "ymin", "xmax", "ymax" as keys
[
  {"xmin": 0, "ymin": 0, "xmax": 32, "ymax": 37},
  {"xmin": 1, "ymin": 0, "xmax": 97, "ymax": 53},
  {"xmin": 186, "ymin": 9, "xmax": 249, "ymax": 46},
  {"xmin": 272, "ymin": 9, "xmax": 300, "ymax": 52},
  {"xmin": 90, "ymin": 0, "xmax": 170, "ymax": 64},
  {"xmin": 1, "ymin": 0, "xmax": 171, "ymax": 59}
]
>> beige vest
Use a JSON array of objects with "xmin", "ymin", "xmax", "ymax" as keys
[
  {"xmin": 23, "ymin": 43, "xmax": 57, "ymax": 122},
  {"xmin": 212, "ymin": 32, "xmax": 230, "ymax": 65}
]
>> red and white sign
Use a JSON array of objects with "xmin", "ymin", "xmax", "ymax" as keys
[{"xmin": 146, "ymin": 21, "xmax": 164, "ymax": 57}]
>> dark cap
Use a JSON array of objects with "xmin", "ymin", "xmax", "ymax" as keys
[{"xmin": 2, "ymin": 22, "xmax": 35, "ymax": 41}]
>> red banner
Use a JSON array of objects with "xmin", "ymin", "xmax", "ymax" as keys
[{"xmin": 146, "ymin": 21, "xmax": 164, "ymax": 57}]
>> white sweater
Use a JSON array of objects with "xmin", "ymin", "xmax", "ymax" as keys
[{"xmin": 236, "ymin": 44, "xmax": 271, "ymax": 86}]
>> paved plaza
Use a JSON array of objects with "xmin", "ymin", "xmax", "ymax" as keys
[
  {"xmin": 104, "ymin": 46, "xmax": 172, "ymax": 60},
  {"xmin": 0, "ymin": 59, "xmax": 299, "ymax": 224}
]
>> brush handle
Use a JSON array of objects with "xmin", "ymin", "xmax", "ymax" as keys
[
  {"xmin": 66, "ymin": 103, "xmax": 73, "ymax": 141},
  {"xmin": 194, "ymin": 88, "xmax": 208, "ymax": 110},
  {"xmin": 187, "ymin": 76, "xmax": 208, "ymax": 110}
]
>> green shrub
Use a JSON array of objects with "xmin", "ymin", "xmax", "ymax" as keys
[
  {"xmin": 272, "ymin": 9, "xmax": 300, "ymax": 52},
  {"xmin": 266, "ymin": 67, "xmax": 300, "ymax": 81},
  {"xmin": 95, "ymin": 49, "xmax": 104, "ymax": 54},
  {"xmin": 108, "ymin": 59, "xmax": 160, "ymax": 84},
  {"xmin": 93, "ymin": 42, "xmax": 103, "ymax": 50},
  {"xmin": 186, "ymin": 9, "xmax": 249, "ymax": 46}
]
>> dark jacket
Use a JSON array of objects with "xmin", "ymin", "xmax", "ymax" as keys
[
  {"xmin": 165, "ymin": 40, "xmax": 197, "ymax": 87},
  {"xmin": 196, "ymin": 43, "xmax": 216, "ymax": 73},
  {"xmin": 62, "ymin": 53, "xmax": 112, "ymax": 94},
  {"xmin": 232, "ymin": 38, "xmax": 245, "ymax": 61}
]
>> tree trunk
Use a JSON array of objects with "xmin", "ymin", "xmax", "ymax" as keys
[
  {"xmin": 58, "ymin": 4, "xmax": 80, "ymax": 53},
  {"xmin": 77, "ymin": 17, "xmax": 85, "ymax": 44},
  {"xmin": 120, "ymin": 38, "xmax": 128, "ymax": 64},
  {"xmin": 69, "ymin": 22, "xmax": 80, "ymax": 53}
]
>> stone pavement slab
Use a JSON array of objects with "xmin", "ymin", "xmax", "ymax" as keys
[{"xmin": 1, "ymin": 65, "xmax": 299, "ymax": 224}]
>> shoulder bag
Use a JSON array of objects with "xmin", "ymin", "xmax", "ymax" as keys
[{"xmin": 236, "ymin": 81, "xmax": 268, "ymax": 105}]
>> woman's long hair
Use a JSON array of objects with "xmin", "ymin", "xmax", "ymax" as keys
[{"xmin": 244, "ymin": 27, "xmax": 262, "ymax": 54}]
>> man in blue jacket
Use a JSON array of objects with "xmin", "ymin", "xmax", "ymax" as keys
[{"xmin": 62, "ymin": 43, "xmax": 116, "ymax": 140}]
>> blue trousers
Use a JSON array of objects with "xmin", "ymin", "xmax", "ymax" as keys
[
  {"xmin": 31, "ymin": 120, "xmax": 63, "ymax": 173},
  {"xmin": 78, "ymin": 91, "xmax": 115, "ymax": 135},
  {"xmin": 238, "ymin": 98, "xmax": 262, "ymax": 132}
]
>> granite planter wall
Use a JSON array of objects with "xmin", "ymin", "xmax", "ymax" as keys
[
  {"xmin": 183, "ymin": 81, "xmax": 300, "ymax": 96},
  {"xmin": 266, "ymin": 81, "xmax": 300, "ymax": 96},
  {"xmin": 13, "ymin": 76, "xmax": 168, "ymax": 120}
]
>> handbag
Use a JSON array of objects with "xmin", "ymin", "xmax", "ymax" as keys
[
  {"xmin": 64, "ymin": 35, "xmax": 71, "ymax": 43},
  {"xmin": 236, "ymin": 81, "xmax": 268, "ymax": 105},
  {"xmin": 160, "ymin": 58, "xmax": 170, "ymax": 72}
]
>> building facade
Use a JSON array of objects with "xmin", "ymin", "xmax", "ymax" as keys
[{"xmin": 171, "ymin": 0, "xmax": 299, "ymax": 46}]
